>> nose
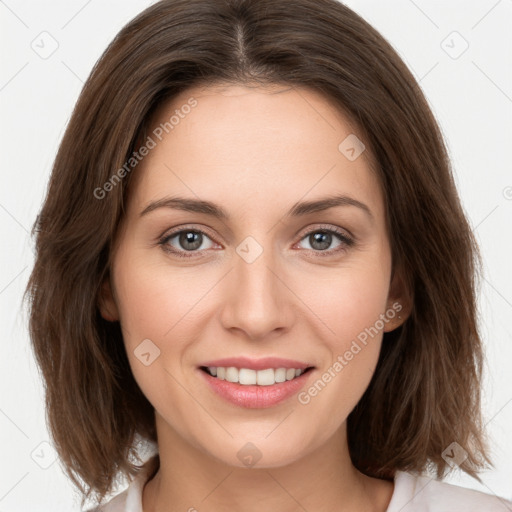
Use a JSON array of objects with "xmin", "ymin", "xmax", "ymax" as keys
[{"xmin": 219, "ymin": 238, "xmax": 295, "ymax": 341}]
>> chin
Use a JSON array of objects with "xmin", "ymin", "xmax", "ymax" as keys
[{"xmin": 200, "ymin": 429, "xmax": 317, "ymax": 470}]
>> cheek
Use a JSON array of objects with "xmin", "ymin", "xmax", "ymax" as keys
[
  {"xmin": 292, "ymin": 255, "xmax": 391, "ymax": 417},
  {"xmin": 112, "ymin": 256, "xmax": 211, "ymax": 347},
  {"xmin": 299, "ymin": 255, "xmax": 391, "ymax": 348},
  {"xmin": 296, "ymin": 290, "xmax": 386, "ymax": 434},
  {"xmin": 111, "ymin": 258, "xmax": 199, "ymax": 408},
  {"xmin": 111, "ymin": 256, "xmax": 222, "ymax": 404}
]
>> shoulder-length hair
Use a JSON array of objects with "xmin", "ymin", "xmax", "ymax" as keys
[{"xmin": 24, "ymin": 0, "xmax": 490, "ymax": 505}]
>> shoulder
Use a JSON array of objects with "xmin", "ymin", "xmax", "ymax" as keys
[
  {"xmin": 83, "ymin": 455, "xmax": 159, "ymax": 512},
  {"xmin": 84, "ymin": 488, "xmax": 129, "ymax": 512},
  {"xmin": 387, "ymin": 470, "xmax": 512, "ymax": 512}
]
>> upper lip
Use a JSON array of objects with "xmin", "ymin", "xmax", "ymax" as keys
[{"xmin": 199, "ymin": 357, "xmax": 314, "ymax": 371}]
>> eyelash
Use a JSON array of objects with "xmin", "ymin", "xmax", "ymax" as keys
[{"xmin": 157, "ymin": 224, "xmax": 355, "ymax": 259}]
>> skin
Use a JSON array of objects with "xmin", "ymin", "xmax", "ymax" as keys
[{"xmin": 99, "ymin": 83, "xmax": 411, "ymax": 512}]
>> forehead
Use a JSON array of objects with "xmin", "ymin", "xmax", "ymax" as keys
[{"xmin": 126, "ymin": 83, "xmax": 383, "ymax": 221}]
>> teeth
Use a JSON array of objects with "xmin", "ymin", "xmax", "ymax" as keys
[
  {"xmin": 287, "ymin": 368, "xmax": 296, "ymax": 380},
  {"xmin": 225, "ymin": 367, "xmax": 238, "ymax": 383},
  {"xmin": 239, "ymin": 368, "xmax": 257, "ymax": 385},
  {"xmin": 257, "ymin": 368, "xmax": 275, "ymax": 386},
  {"xmin": 274, "ymin": 368, "xmax": 286, "ymax": 383},
  {"xmin": 205, "ymin": 366, "xmax": 307, "ymax": 385}
]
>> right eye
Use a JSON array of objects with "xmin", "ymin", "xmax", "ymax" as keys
[{"xmin": 158, "ymin": 227, "xmax": 220, "ymax": 258}]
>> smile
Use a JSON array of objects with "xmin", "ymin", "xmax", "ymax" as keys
[
  {"xmin": 200, "ymin": 366, "xmax": 312, "ymax": 386},
  {"xmin": 198, "ymin": 365, "xmax": 315, "ymax": 408}
]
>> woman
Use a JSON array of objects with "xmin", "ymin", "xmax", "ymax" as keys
[{"xmin": 24, "ymin": 0, "xmax": 511, "ymax": 510}]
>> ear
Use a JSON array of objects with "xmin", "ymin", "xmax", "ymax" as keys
[
  {"xmin": 97, "ymin": 274, "xmax": 119, "ymax": 322},
  {"xmin": 383, "ymin": 265, "xmax": 412, "ymax": 332}
]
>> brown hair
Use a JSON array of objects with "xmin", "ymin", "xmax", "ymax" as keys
[{"xmin": 24, "ymin": 0, "xmax": 491, "ymax": 506}]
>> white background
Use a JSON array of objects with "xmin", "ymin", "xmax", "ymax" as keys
[{"xmin": 0, "ymin": 0, "xmax": 511, "ymax": 510}]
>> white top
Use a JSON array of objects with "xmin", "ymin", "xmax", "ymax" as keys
[{"xmin": 87, "ymin": 455, "xmax": 511, "ymax": 512}]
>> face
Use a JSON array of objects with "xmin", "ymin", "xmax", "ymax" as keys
[{"xmin": 99, "ymin": 83, "xmax": 408, "ymax": 468}]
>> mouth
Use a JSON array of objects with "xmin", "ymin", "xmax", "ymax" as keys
[
  {"xmin": 197, "ymin": 363, "xmax": 316, "ymax": 409},
  {"xmin": 199, "ymin": 365, "xmax": 315, "ymax": 386}
]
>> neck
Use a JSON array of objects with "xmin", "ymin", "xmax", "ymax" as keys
[{"xmin": 142, "ymin": 415, "xmax": 393, "ymax": 512}]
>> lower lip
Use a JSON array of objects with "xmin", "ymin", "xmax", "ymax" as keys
[{"xmin": 198, "ymin": 368, "xmax": 314, "ymax": 409}]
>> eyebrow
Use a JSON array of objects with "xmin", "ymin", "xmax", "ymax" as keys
[{"xmin": 139, "ymin": 194, "xmax": 373, "ymax": 221}]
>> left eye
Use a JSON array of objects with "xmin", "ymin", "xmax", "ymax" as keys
[
  {"xmin": 159, "ymin": 226, "xmax": 354, "ymax": 258},
  {"xmin": 295, "ymin": 229, "xmax": 354, "ymax": 254}
]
